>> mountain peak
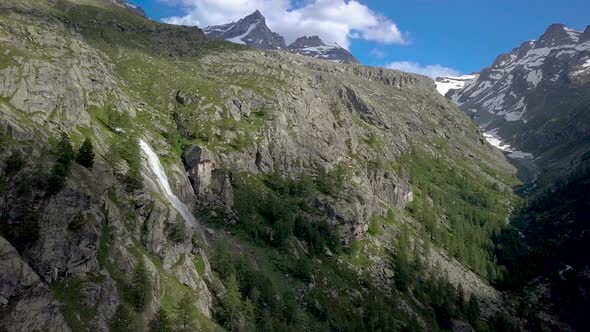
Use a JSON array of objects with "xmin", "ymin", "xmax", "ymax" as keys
[
  {"xmin": 247, "ymin": 9, "xmax": 264, "ymax": 20},
  {"xmin": 203, "ymin": 12, "xmax": 359, "ymax": 63},
  {"xmin": 287, "ymin": 35, "xmax": 359, "ymax": 64},
  {"xmin": 203, "ymin": 10, "xmax": 285, "ymax": 49},
  {"xmin": 538, "ymin": 23, "xmax": 580, "ymax": 47},
  {"xmin": 289, "ymin": 36, "xmax": 326, "ymax": 48},
  {"xmin": 579, "ymin": 25, "xmax": 590, "ymax": 44}
]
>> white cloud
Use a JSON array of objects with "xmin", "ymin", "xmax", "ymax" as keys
[
  {"xmin": 159, "ymin": 0, "xmax": 406, "ymax": 49},
  {"xmin": 370, "ymin": 48, "xmax": 386, "ymax": 59},
  {"xmin": 385, "ymin": 61, "xmax": 460, "ymax": 78}
]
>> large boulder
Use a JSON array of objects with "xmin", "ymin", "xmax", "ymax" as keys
[{"xmin": 182, "ymin": 145, "xmax": 236, "ymax": 220}]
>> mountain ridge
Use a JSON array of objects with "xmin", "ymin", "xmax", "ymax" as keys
[
  {"xmin": 447, "ymin": 22, "xmax": 590, "ymax": 167},
  {"xmin": 204, "ymin": 10, "xmax": 360, "ymax": 64}
]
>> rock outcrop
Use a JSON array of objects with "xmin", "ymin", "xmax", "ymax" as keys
[{"xmin": 0, "ymin": 236, "xmax": 71, "ymax": 332}]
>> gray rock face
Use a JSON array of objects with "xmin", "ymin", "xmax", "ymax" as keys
[
  {"xmin": 204, "ymin": 10, "xmax": 286, "ymax": 49},
  {"xmin": 183, "ymin": 145, "xmax": 215, "ymax": 195},
  {"xmin": 579, "ymin": 25, "xmax": 590, "ymax": 44},
  {"xmin": 182, "ymin": 145, "xmax": 236, "ymax": 220},
  {"xmin": 0, "ymin": 4, "xmax": 216, "ymax": 329},
  {"xmin": 0, "ymin": 236, "xmax": 71, "ymax": 332},
  {"xmin": 287, "ymin": 36, "xmax": 359, "ymax": 64},
  {"xmin": 448, "ymin": 23, "xmax": 590, "ymax": 157}
]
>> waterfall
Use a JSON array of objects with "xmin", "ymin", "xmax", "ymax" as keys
[{"xmin": 139, "ymin": 139, "xmax": 197, "ymax": 227}]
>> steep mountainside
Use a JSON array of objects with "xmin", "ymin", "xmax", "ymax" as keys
[
  {"xmin": 446, "ymin": 23, "xmax": 590, "ymax": 331},
  {"xmin": 112, "ymin": 0, "xmax": 145, "ymax": 17},
  {"xmin": 0, "ymin": 0, "xmax": 522, "ymax": 331},
  {"xmin": 204, "ymin": 11, "xmax": 360, "ymax": 64},
  {"xmin": 448, "ymin": 24, "xmax": 590, "ymax": 181}
]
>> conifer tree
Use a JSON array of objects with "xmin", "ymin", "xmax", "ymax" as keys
[
  {"xmin": 110, "ymin": 304, "xmax": 133, "ymax": 332},
  {"xmin": 222, "ymin": 274, "xmax": 246, "ymax": 330},
  {"xmin": 174, "ymin": 294, "xmax": 195, "ymax": 331},
  {"xmin": 56, "ymin": 132, "xmax": 74, "ymax": 167},
  {"xmin": 149, "ymin": 307, "xmax": 171, "ymax": 332},
  {"xmin": 76, "ymin": 137, "xmax": 95, "ymax": 168},
  {"xmin": 466, "ymin": 294, "xmax": 481, "ymax": 323},
  {"xmin": 130, "ymin": 261, "xmax": 151, "ymax": 311}
]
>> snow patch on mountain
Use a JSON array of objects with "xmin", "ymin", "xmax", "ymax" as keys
[
  {"xmin": 434, "ymin": 74, "xmax": 478, "ymax": 96},
  {"xmin": 226, "ymin": 22, "xmax": 260, "ymax": 45},
  {"xmin": 483, "ymin": 129, "xmax": 511, "ymax": 151},
  {"xmin": 483, "ymin": 129, "xmax": 533, "ymax": 159},
  {"xmin": 526, "ymin": 70, "xmax": 543, "ymax": 87},
  {"xmin": 449, "ymin": 23, "xmax": 590, "ymax": 126}
]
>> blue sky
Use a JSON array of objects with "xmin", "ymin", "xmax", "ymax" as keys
[{"xmin": 132, "ymin": 0, "xmax": 589, "ymax": 77}]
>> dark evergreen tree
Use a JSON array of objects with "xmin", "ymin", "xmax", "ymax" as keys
[
  {"xmin": 5, "ymin": 149, "xmax": 24, "ymax": 175},
  {"xmin": 456, "ymin": 283, "xmax": 466, "ymax": 313},
  {"xmin": 221, "ymin": 274, "xmax": 246, "ymax": 330},
  {"xmin": 76, "ymin": 137, "xmax": 94, "ymax": 168},
  {"xmin": 130, "ymin": 261, "xmax": 151, "ymax": 311},
  {"xmin": 465, "ymin": 294, "xmax": 480, "ymax": 324},
  {"xmin": 110, "ymin": 304, "xmax": 133, "ymax": 332},
  {"xmin": 148, "ymin": 308, "xmax": 171, "ymax": 332},
  {"xmin": 56, "ymin": 132, "xmax": 74, "ymax": 167}
]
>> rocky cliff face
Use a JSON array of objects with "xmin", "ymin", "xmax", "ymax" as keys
[{"xmin": 0, "ymin": 0, "xmax": 518, "ymax": 330}]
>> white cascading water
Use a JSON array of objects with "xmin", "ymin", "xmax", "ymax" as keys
[{"xmin": 139, "ymin": 139, "xmax": 197, "ymax": 227}]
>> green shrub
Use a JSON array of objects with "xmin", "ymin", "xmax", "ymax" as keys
[
  {"xmin": 124, "ymin": 168, "xmax": 143, "ymax": 191},
  {"xmin": 169, "ymin": 221, "xmax": 188, "ymax": 243}
]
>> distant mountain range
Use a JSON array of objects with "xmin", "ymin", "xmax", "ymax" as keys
[
  {"xmin": 440, "ymin": 23, "xmax": 590, "ymax": 168},
  {"xmin": 203, "ymin": 10, "xmax": 359, "ymax": 64}
]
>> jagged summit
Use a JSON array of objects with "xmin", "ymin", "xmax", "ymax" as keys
[
  {"xmin": 203, "ymin": 11, "xmax": 359, "ymax": 63},
  {"xmin": 537, "ymin": 23, "xmax": 581, "ymax": 47},
  {"xmin": 289, "ymin": 35, "xmax": 326, "ymax": 48},
  {"xmin": 579, "ymin": 25, "xmax": 590, "ymax": 43},
  {"xmin": 203, "ymin": 10, "xmax": 286, "ymax": 49},
  {"xmin": 248, "ymin": 9, "xmax": 264, "ymax": 19},
  {"xmin": 287, "ymin": 36, "xmax": 359, "ymax": 64}
]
